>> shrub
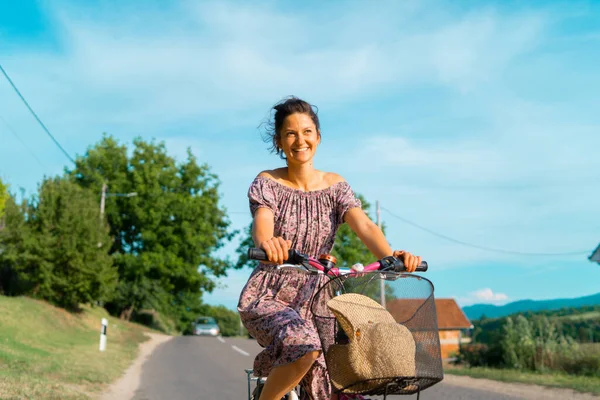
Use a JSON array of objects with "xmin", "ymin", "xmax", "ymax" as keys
[
  {"xmin": 559, "ymin": 351, "xmax": 600, "ymax": 377},
  {"xmin": 457, "ymin": 343, "xmax": 488, "ymax": 367}
]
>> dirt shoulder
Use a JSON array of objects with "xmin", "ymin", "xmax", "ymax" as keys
[
  {"xmin": 443, "ymin": 374, "xmax": 599, "ymax": 400},
  {"xmin": 98, "ymin": 332, "xmax": 174, "ymax": 400}
]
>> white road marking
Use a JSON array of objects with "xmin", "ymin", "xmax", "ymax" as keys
[
  {"xmin": 217, "ymin": 336, "xmax": 225, "ymax": 343},
  {"xmin": 232, "ymin": 345, "xmax": 250, "ymax": 356}
]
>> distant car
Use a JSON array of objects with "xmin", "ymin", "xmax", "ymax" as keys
[{"xmin": 193, "ymin": 316, "xmax": 220, "ymax": 337}]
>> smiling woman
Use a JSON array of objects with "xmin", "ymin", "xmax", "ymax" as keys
[
  {"xmin": 237, "ymin": 96, "xmax": 423, "ymax": 400},
  {"xmin": 263, "ymin": 96, "xmax": 321, "ymax": 162}
]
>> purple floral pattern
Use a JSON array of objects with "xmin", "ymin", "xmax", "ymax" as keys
[{"xmin": 238, "ymin": 176, "xmax": 361, "ymax": 400}]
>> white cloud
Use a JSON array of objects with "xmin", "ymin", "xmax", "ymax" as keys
[
  {"xmin": 0, "ymin": 1, "xmax": 550, "ymax": 129},
  {"xmin": 472, "ymin": 288, "xmax": 509, "ymax": 302},
  {"xmin": 456, "ymin": 288, "xmax": 509, "ymax": 306}
]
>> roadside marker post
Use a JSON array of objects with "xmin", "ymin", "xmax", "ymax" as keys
[{"xmin": 99, "ymin": 318, "xmax": 108, "ymax": 352}]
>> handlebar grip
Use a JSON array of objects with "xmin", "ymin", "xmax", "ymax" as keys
[
  {"xmin": 247, "ymin": 248, "xmax": 269, "ymax": 261},
  {"xmin": 392, "ymin": 261, "xmax": 428, "ymax": 272},
  {"xmin": 379, "ymin": 256, "xmax": 428, "ymax": 272},
  {"xmin": 247, "ymin": 248, "xmax": 304, "ymax": 264}
]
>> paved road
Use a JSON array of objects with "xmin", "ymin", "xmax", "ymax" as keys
[{"xmin": 132, "ymin": 336, "xmax": 526, "ymax": 400}]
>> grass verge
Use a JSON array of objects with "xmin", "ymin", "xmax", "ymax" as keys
[
  {"xmin": 444, "ymin": 365, "xmax": 600, "ymax": 395},
  {"xmin": 0, "ymin": 296, "xmax": 157, "ymax": 400}
]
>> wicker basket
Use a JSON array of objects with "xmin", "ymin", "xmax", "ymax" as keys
[{"xmin": 311, "ymin": 272, "xmax": 443, "ymax": 396}]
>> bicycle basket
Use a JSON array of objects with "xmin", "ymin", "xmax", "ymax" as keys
[{"xmin": 311, "ymin": 272, "xmax": 443, "ymax": 396}]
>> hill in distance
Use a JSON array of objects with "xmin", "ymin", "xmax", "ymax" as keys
[{"xmin": 462, "ymin": 292, "xmax": 600, "ymax": 320}]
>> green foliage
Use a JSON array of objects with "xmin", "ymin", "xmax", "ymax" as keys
[
  {"xmin": 331, "ymin": 196, "xmax": 396, "ymax": 301},
  {"xmin": 331, "ymin": 195, "xmax": 381, "ymax": 268},
  {"xmin": 474, "ymin": 306, "xmax": 600, "ymax": 346},
  {"xmin": 0, "ymin": 178, "xmax": 8, "ymax": 216},
  {"xmin": 0, "ymin": 197, "xmax": 30, "ymax": 295},
  {"xmin": 234, "ymin": 223, "xmax": 254, "ymax": 269},
  {"xmin": 502, "ymin": 315, "xmax": 536, "ymax": 370},
  {"xmin": 462, "ymin": 310, "xmax": 596, "ymax": 377},
  {"xmin": 560, "ymin": 346, "xmax": 600, "ymax": 377},
  {"xmin": 67, "ymin": 135, "xmax": 233, "ymax": 328},
  {"xmin": 0, "ymin": 178, "xmax": 116, "ymax": 309},
  {"xmin": 132, "ymin": 309, "xmax": 178, "ymax": 334},
  {"xmin": 455, "ymin": 343, "xmax": 495, "ymax": 367}
]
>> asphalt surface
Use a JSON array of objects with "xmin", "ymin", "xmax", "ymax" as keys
[{"xmin": 132, "ymin": 336, "xmax": 526, "ymax": 400}]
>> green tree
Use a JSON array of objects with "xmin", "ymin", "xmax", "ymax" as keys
[
  {"xmin": 234, "ymin": 223, "xmax": 254, "ymax": 269},
  {"xmin": 330, "ymin": 196, "xmax": 396, "ymax": 302},
  {"xmin": 0, "ymin": 178, "xmax": 116, "ymax": 309},
  {"xmin": 0, "ymin": 196, "xmax": 30, "ymax": 295},
  {"xmin": 502, "ymin": 317, "xmax": 519, "ymax": 368},
  {"xmin": 0, "ymin": 178, "xmax": 8, "ymax": 217},
  {"xmin": 331, "ymin": 195, "xmax": 379, "ymax": 268},
  {"xmin": 68, "ymin": 135, "xmax": 233, "ymax": 331}
]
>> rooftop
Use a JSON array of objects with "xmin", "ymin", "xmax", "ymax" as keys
[{"xmin": 387, "ymin": 298, "xmax": 473, "ymax": 330}]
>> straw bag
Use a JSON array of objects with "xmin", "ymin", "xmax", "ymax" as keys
[{"xmin": 326, "ymin": 293, "xmax": 416, "ymax": 392}]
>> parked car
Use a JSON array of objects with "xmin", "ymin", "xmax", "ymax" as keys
[{"xmin": 193, "ymin": 316, "xmax": 220, "ymax": 337}]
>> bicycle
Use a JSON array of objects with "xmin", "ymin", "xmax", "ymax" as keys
[{"xmin": 244, "ymin": 248, "xmax": 443, "ymax": 400}]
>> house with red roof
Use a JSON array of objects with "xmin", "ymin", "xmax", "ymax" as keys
[{"xmin": 387, "ymin": 298, "xmax": 473, "ymax": 360}]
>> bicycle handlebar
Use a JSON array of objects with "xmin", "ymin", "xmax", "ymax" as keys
[
  {"xmin": 247, "ymin": 248, "xmax": 306, "ymax": 264},
  {"xmin": 247, "ymin": 248, "xmax": 428, "ymax": 273}
]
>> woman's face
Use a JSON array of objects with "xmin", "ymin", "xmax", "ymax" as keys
[{"xmin": 277, "ymin": 113, "xmax": 321, "ymax": 166}]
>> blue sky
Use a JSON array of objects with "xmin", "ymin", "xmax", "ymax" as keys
[{"xmin": 1, "ymin": 0, "xmax": 599, "ymax": 311}]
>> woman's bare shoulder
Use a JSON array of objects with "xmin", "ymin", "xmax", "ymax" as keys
[
  {"xmin": 257, "ymin": 168, "xmax": 287, "ymax": 180},
  {"xmin": 323, "ymin": 172, "xmax": 346, "ymax": 185}
]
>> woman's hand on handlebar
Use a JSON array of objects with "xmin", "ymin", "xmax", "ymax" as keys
[
  {"xmin": 260, "ymin": 237, "xmax": 292, "ymax": 265},
  {"xmin": 393, "ymin": 250, "xmax": 422, "ymax": 273}
]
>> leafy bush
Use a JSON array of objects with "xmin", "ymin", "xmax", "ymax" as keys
[
  {"xmin": 502, "ymin": 315, "xmax": 580, "ymax": 372},
  {"xmin": 560, "ymin": 353, "xmax": 600, "ymax": 377},
  {"xmin": 456, "ymin": 343, "xmax": 503, "ymax": 367},
  {"xmin": 133, "ymin": 309, "xmax": 177, "ymax": 334}
]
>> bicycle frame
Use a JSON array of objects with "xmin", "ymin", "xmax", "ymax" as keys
[{"xmin": 245, "ymin": 368, "xmax": 300, "ymax": 400}]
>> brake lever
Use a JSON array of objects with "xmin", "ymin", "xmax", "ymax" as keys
[{"xmin": 378, "ymin": 255, "xmax": 401, "ymax": 271}]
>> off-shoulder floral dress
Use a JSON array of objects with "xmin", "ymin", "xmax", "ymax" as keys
[{"xmin": 237, "ymin": 175, "xmax": 362, "ymax": 400}]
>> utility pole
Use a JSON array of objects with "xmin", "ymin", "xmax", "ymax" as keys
[
  {"xmin": 98, "ymin": 183, "xmax": 108, "ymax": 248},
  {"xmin": 100, "ymin": 183, "xmax": 107, "ymax": 221},
  {"xmin": 377, "ymin": 200, "xmax": 385, "ymax": 308},
  {"xmin": 98, "ymin": 183, "xmax": 137, "ymax": 247},
  {"xmin": 99, "ymin": 184, "xmax": 136, "ymax": 221}
]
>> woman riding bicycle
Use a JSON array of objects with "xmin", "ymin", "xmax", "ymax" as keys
[{"xmin": 237, "ymin": 96, "xmax": 423, "ymax": 400}]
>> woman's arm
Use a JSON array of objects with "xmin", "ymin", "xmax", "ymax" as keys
[
  {"xmin": 252, "ymin": 207, "xmax": 275, "ymax": 247},
  {"xmin": 252, "ymin": 207, "xmax": 291, "ymax": 264},
  {"xmin": 344, "ymin": 208, "xmax": 393, "ymax": 259},
  {"xmin": 344, "ymin": 207, "xmax": 421, "ymax": 272}
]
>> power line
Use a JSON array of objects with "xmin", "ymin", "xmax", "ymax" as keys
[
  {"xmin": 0, "ymin": 63, "xmax": 75, "ymax": 164},
  {"xmin": 381, "ymin": 206, "xmax": 590, "ymax": 257},
  {"xmin": 0, "ymin": 114, "xmax": 46, "ymax": 168}
]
